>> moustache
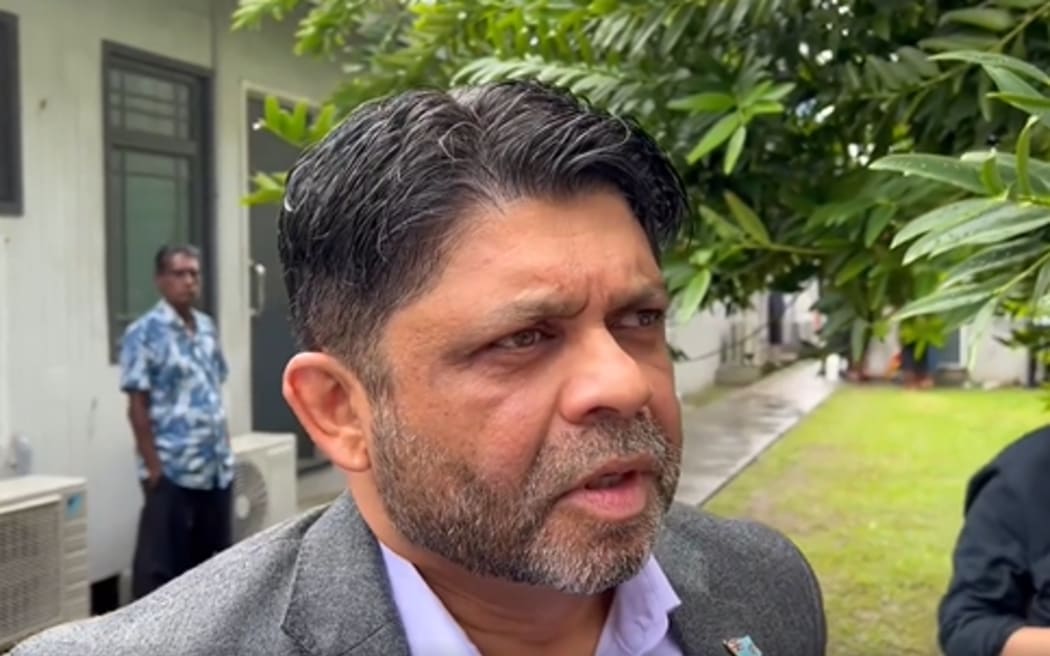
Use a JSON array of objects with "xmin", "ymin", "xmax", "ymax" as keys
[{"xmin": 523, "ymin": 415, "xmax": 678, "ymax": 502}]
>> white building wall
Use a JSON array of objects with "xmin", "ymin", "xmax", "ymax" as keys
[
  {"xmin": 864, "ymin": 319, "xmax": 1029, "ymax": 384},
  {"xmin": 0, "ymin": 0, "xmax": 341, "ymax": 582},
  {"xmin": 968, "ymin": 318, "xmax": 1029, "ymax": 385},
  {"xmin": 671, "ymin": 294, "xmax": 769, "ymax": 395}
]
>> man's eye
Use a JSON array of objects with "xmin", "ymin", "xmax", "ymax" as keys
[
  {"xmin": 493, "ymin": 329, "xmax": 547, "ymax": 350},
  {"xmin": 619, "ymin": 309, "xmax": 666, "ymax": 329}
]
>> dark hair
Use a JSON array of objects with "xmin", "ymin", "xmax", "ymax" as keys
[
  {"xmin": 154, "ymin": 244, "xmax": 200, "ymax": 275},
  {"xmin": 279, "ymin": 80, "xmax": 687, "ymax": 391}
]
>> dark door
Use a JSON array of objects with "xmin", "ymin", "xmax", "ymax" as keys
[
  {"xmin": 246, "ymin": 97, "xmax": 324, "ymax": 470},
  {"xmin": 939, "ymin": 327, "xmax": 963, "ymax": 369}
]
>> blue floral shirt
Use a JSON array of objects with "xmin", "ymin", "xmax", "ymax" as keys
[{"xmin": 119, "ymin": 301, "xmax": 233, "ymax": 490}]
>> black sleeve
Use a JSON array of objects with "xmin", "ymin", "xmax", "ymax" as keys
[{"xmin": 938, "ymin": 473, "xmax": 1031, "ymax": 656}]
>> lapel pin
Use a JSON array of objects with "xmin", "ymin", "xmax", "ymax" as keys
[{"xmin": 723, "ymin": 635, "xmax": 763, "ymax": 656}]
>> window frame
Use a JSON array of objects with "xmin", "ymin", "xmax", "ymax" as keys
[
  {"xmin": 102, "ymin": 43, "xmax": 214, "ymax": 361},
  {"xmin": 0, "ymin": 10, "xmax": 23, "ymax": 217}
]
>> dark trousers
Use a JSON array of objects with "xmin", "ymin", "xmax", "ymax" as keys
[{"xmin": 131, "ymin": 477, "xmax": 232, "ymax": 600}]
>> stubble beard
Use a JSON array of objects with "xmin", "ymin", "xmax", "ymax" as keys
[{"xmin": 370, "ymin": 405, "xmax": 682, "ymax": 595}]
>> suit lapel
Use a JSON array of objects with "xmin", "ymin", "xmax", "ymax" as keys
[{"xmin": 281, "ymin": 493, "xmax": 410, "ymax": 656}]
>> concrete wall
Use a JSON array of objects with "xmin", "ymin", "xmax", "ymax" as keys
[
  {"xmin": 0, "ymin": 0, "xmax": 341, "ymax": 582},
  {"xmin": 670, "ymin": 294, "xmax": 769, "ymax": 395},
  {"xmin": 968, "ymin": 318, "xmax": 1029, "ymax": 385},
  {"xmin": 864, "ymin": 319, "xmax": 1029, "ymax": 384}
]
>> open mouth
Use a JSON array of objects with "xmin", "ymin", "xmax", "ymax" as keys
[
  {"xmin": 561, "ymin": 458, "xmax": 658, "ymax": 521},
  {"xmin": 584, "ymin": 470, "xmax": 638, "ymax": 490}
]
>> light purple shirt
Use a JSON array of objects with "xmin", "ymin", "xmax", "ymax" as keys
[{"xmin": 380, "ymin": 544, "xmax": 683, "ymax": 656}]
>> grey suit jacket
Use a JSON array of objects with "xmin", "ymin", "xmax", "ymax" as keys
[{"xmin": 11, "ymin": 494, "xmax": 826, "ymax": 655}]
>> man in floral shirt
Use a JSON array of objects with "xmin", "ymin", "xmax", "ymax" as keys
[{"xmin": 119, "ymin": 244, "xmax": 233, "ymax": 599}]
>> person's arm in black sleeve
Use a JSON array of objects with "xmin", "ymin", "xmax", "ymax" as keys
[{"xmin": 938, "ymin": 473, "xmax": 1036, "ymax": 656}]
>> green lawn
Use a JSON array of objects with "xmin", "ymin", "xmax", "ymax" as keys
[{"xmin": 703, "ymin": 386, "xmax": 1047, "ymax": 656}]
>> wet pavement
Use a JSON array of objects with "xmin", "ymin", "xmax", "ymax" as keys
[{"xmin": 674, "ymin": 360, "xmax": 838, "ymax": 507}]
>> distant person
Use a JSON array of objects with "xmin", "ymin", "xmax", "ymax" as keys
[
  {"xmin": 14, "ymin": 82, "xmax": 824, "ymax": 655},
  {"xmin": 938, "ymin": 425, "xmax": 1050, "ymax": 656},
  {"xmin": 120, "ymin": 244, "xmax": 233, "ymax": 599}
]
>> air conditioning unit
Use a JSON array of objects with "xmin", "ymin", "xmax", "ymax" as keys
[
  {"xmin": 230, "ymin": 432, "xmax": 297, "ymax": 542},
  {"xmin": 0, "ymin": 475, "xmax": 89, "ymax": 650}
]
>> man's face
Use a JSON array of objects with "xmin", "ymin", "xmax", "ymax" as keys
[
  {"xmin": 156, "ymin": 252, "xmax": 201, "ymax": 308},
  {"xmin": 370, "ymin": 190, "xmax": 683, "ymax": 594}
]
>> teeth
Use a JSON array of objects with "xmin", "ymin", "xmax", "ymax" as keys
[{"xmin": 586, "ymin": 473, "xmax": 626, "ymax": 490}]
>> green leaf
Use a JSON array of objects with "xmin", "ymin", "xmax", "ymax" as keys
[
  {"xmin": 871, "ymin": 154, "xmax": 986, "ymax": 194},
  {"xmin": 987, "ymin": 91, "xmax": 1050, "ymax": 125},
  {"xmin": 660, "ymin": 4, "xmax": 695, "ymax": 56},
  {"xmin": 1016, "ymin": 115, "xmax": 1039, "ymax": 196},
  {"xmin": 686, "ymin": 113, "xmax": 741, "ymax": 164},
  {"xmin": 244, "ymin": 187, "xmax": 285, "ymax": 206},
  {"xmin": 662, "ymin": 258, "xmax": 696, "ymax": 292},
  {"xmin": 920, "ymin": 35, "xmax": 999, "ymax": 53},
  {"xmin": 761, "ymin": 83, "xmax": 795, "ymax": 102},
  {"xmin": 263, "ymin": 95, "xmax": 288, "ymax": 138},
  {"xmin": 939, "ymin": 8, "xmax": 1016, "ymax": 32},
  {"xmin": 1033, "ymin": 259, "xmax": 1050, "ymax": 306},
  {"xmin": 965, "ymin": 298, "xmax": 998, "ymax": 369},
  {"xmin": 834, "ymin": 252, "xmax": 874, "ymax": 286},
  {"xmin": 287, "ymin": 102, "xmax": 310, "ymax": 145},
  {"xmin": 892, "ymin": 198, "xmax": 1004, "ymax": 248},
  {"xmin": 864, "ymin": 205, "xmax": 895, "ymax": 247},
  {"xmin": 931, "ymin": 51, "xmax": 1050, "ymax": 86},
  {"xmin": 850, "ymin": 319, "xmax": 868, "ymax": 363},
  {"xmin": 897, "ymin": 46, "xmax": 939, "ymax": 78},
  {"xmin": 980, "ymin": 152, "xmax": 1050, "ymax": 195},
  {"xmin": 904, "ymin": 203, "xmax": 1050, "ymax": 262},
  {"xmin": 667, "ymin": 92, "xmax": 735, "ymax": 113},
  {"xmin": 243, "ymin": 172, "xmax": 287, "ymax": 206},
  {"xmin": 723, "ymin": 191, "xmax": 770, "ymax": 245},
  {"xmin": 723, "ymin": 125, "xmax": 746, "ymax": 175},
  {"xmin": 699, "ymin": 204, "xmax": 743, "ymax": 239},
  {"xmin": 895, "ymin": 283, "xmax": 999, "ymax": 320},
  {"xmin": 980, "ymin": 152, "xmax": 1006, "ymax": 195},
  {"xmin": 993, "ymin": 0, "xmax": 1047, "ymax": 7},
  {"xmin": 942, "ymin": 239, "xmax": 1047, "ymax": 287},
  {"xmin": 988, "ymin": 92, "xmax": 1050, "ymax": 110},
  {"xmin": 675, "ymin": 269, "xmax": 712, "ymax": 324},
  {"xmin": 748, "ymin": 100, "xmax": 784, "ymax": 116},
  {"xmin": 308, "ymin": 104, "xmax": 337, "ymax": 144},
  {"xmin": 689, "ymin": 249, "xmax": 714, "ymax": 267}
]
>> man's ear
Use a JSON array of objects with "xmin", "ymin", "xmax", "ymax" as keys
[{"xmin": 282, "ymin": 352, "xmax": 372, "ymax": 472}]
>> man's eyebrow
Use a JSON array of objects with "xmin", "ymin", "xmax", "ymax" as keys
[
  {"xmin": 478, "ymin": 280, "xmax": 670, "ymax": 330},
  {"xmin": 609, "ymin": 282, "xmax": 670, "ymax": 311},
  {"xmin": 492, "ymin": 293, "xmax": 587, "ymax": 328}
]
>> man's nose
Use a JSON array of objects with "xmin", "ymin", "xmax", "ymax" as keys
[{"xmin": 558, "ymin": 329, "xmax": 653, "ymax": 425}]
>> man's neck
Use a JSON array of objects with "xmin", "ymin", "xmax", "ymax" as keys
[
  {"xmin": 417, "ymin": 560, "xmax": 613, "ymax": 656},
  {"xmin": 167, "ymin": 302, "xmax": 196, "ymax": 329}
]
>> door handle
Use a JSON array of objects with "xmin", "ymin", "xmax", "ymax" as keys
[{"xmin": 250, "ymin": 261, "xmax": 267, "ymax": 317}]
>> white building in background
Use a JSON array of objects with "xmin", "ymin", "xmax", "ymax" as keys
[{"xmin": 0, "ymin": 0, "xmax": 342, "ymax": 609}]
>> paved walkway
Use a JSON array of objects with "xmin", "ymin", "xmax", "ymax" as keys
[
  {"xmin": 673, "ymin": 360, "xmax": 838, "ymax": 507},
  {"xmin": 297, "ymin": 360, "xmax": 839, "ymax": 513}
]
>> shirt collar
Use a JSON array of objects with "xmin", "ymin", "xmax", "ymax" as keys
[
  {"xmin": 379, "ymin": 543, "xmax": 680, "ymax": 655},
  {"xmin": 380, "ymin": 543, "xmax": 479, "ymax": 655},
  {"xmin": 596, "ymin": 555, "xmax": 682, "ymax": 655},
  {"xmin": 153, "ymin": 299, "xmax": 206, "ymax": 333}
]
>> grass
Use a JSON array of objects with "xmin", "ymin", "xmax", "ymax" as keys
[{"xmin": 703, "ymin": 386, "xmax": 1047, "ymax": 656}]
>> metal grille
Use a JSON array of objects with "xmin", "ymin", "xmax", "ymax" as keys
[
  {"xmin": 0, "ymin": 500, "xmax": 62, "ymax": 646},
  {"xmin": 233, "ymin": 460, "xmax": 269, "ymax": 542}
]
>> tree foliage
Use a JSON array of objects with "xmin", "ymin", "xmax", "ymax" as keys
[
  {"xmin": 233, "ymin": 0, "xmax": 1050, "ymax": 358},
  {"xmin": 873, "ymin": 49, "xmax": 1050, "ymax": 361}
]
